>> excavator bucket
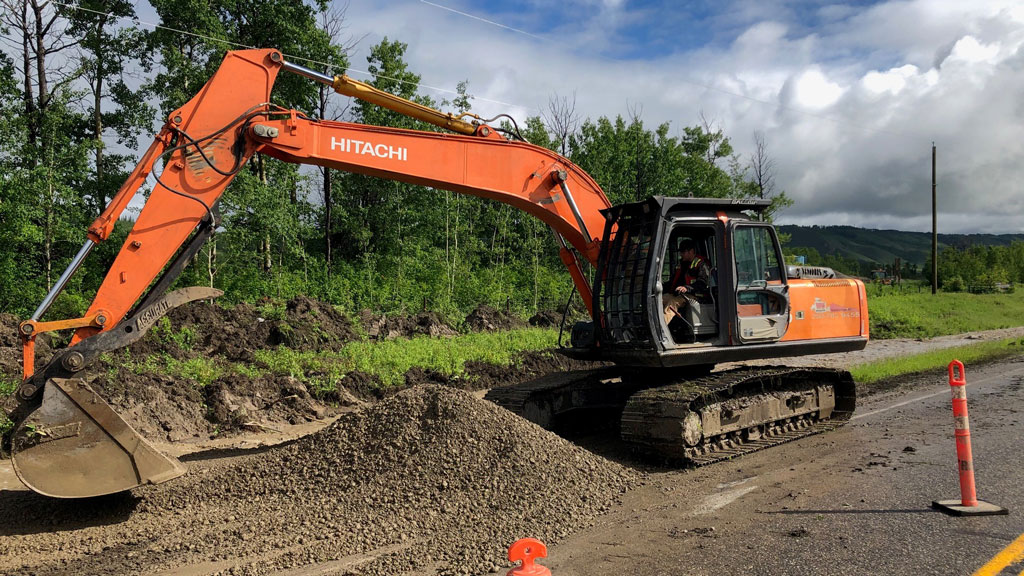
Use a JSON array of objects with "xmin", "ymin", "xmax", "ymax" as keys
[
  {"xmin": 7, "ymin": 286, "xmax": 222, "ymax": 498},
  {"xmin": 11, "ymin": 378, "xmax": 185, "ymax": 498}
]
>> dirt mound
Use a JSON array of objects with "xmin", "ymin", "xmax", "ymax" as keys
[
  {"xmin": 362, "ymin": 310, "xmax": 458, "ymax": 340},
  {"xmin": 529, "ymin": 310, "xmax": 562, "ymax": 327},
  {"xmin": 132, "ymin": 296, "xmax": 358, "ymax": 363},
  {"xmin": 464, "ymin": 304, "xmax": 527, "ymax": 332},
  {"xmin": 279, "ymin": 295, "xmax": 359, "ymax": 348},
  {"xmin": 0, "ymin": 313, "xmax": 23, "ymax": 348},
  {"xmin": 205, "ymin": 374, "xmax": 331, "ymax": 429},
  {"xmin": 335, "ymin": 370, "xmax": 385, "ymax": 401},
  {"xmin": 372, "ymin": 350, "xmax": 610, "ymax": 396},
  {"xmin": 89, "ymin": 371, "xmax": 210, "ymax": 442},
  {"xmin": 0, "ymin": 314, "xmax": 51, "ymax": 380},
  {"xmin": 0, "ymin": 385, "xmax": 637, "ymax": 576},
  {"xmin": 464, "ymin": 349, "xmax": 612, "ymax": 391}
]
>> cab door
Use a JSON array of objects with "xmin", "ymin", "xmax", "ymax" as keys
[{"xmin": 731, "ymin": 223, "xmax": 790, "ymax": 343}]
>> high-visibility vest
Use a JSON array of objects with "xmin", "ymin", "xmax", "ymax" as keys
[{"xmin": 670, "ymin": 256, "xmax": 706, "ymax": 289}]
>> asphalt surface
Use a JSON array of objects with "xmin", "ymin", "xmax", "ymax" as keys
[{"xmin": 544, "ymin": 356, "xmax": 1024, "ymax": 576}]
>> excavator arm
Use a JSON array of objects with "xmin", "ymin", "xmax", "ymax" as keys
[{"xmin": 8, "ymin": 48, "xmax": 612, "ymax": 498}]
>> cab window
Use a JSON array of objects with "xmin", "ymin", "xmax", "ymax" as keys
[{"xmin": 734, "ymin": 226, "xmax": 783, "ymax": 286}]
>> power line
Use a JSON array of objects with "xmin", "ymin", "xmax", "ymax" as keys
[
  {"xmin": 45, "ymin": 0, "xmax": 533, "ymax": 112},
  {"xmin": 419, "ymin": 1, "xmax": 547, "ymax": 42}
]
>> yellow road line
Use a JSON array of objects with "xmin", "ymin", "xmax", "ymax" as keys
[{"xmin": 973, "ymin": 532, "xmax": 1024, "ymax": 576}]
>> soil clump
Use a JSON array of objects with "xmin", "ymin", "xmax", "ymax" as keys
[
  {"xmin": 529, "ymin": 309, "xmax": 562, "ymax": 327},
  {"xmin": 0, "ymin": 385, "xmax": 639, "ymax": 576},
  {"xmin": 132, "ymin": 295, "xmax": 358, "ymax": 363},
  {"xmin": 360, "ymin": 309, "xmax": 458, "ymax": 340},
  {"xmin": 464, "ymin": 304, "xmax": 527, "ymax": 332}
]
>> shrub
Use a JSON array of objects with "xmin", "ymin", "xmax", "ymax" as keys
[{"xmin": 944, "ymin": 276, "xmax": 965, "ymax": 292}]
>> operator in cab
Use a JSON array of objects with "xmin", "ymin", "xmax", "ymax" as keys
[{"xmin": 663, "ymin": 238, "xmax": 712, "ymax": 326}]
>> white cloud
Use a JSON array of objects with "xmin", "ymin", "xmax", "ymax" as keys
[
  {"xmin": 861, "ymin": 65, "xmax": 918, "ymax": 96},
  {"xmin": 787, "ymin": 68, "xmax": 845, "ymax": 110},
  {"xmin": 946, "ymin": 35, "xmax": 1000, "ymax": 65},
  {"xmin": 339, "ymin": 0, "xmax": 1024, "ymax": 233}
]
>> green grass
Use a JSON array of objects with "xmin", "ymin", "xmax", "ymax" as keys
[
  {"xmin": 869, "ymin": 290, "xmax": 1024, "ymax": 339},
  {"xmin": 0, "ymin": 375, "xmax": 18, "ymax": 397},
  {"xmin": 0, "ymin": 376, "xmax": 18, "ymax": 438},
  {"xmin": 252, "ymin": 327, "xmax": 559, "ymax": 389},
  {"xmin": 850, "ymin": 337, "xmax": 1024, "ymax": 384},
  {"xmin": 128, "ymin": 353, "xmax": 224, "ymax": 387},
  {"xmin": 339, "ymin": 327, "xmax": 558, "ymax": 387}
]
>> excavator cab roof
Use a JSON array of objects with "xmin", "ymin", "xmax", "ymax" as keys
[{"xmin": 601, "ymin": 196, "xmax": 773, "ymax": 223}]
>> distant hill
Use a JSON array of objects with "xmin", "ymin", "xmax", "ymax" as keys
[{"xmin": 778, "ymin": 225, "xmax": 1024, "ymax": 266}]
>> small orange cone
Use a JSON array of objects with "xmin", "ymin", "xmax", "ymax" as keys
[{"xmin": 507, "ymin": 538, "xmax": 551, "ymax": 576}]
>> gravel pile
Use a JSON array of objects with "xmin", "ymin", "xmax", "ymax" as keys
[{"xmin": 1, "ymin": 385, "xmax": 639, "ymax": 576}]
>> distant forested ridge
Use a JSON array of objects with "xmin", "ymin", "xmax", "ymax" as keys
[
  {"xmin": 780, "ymin": 225, "xmax": 1024, "ymax": 267},
  {"xmin": 781, "ymin": 225, "xmax": 1024, "ymax": 287}
]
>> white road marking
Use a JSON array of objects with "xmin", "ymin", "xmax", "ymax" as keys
[
  {"xmin": 851, "ymin": 365, "xmax": 1024, "ymax": 422},
  {"xmin": 692, "ymin": 485, "xmax": 759, "ymax": 515},
  {"xmin": 716, "ymin": 476, "xmax": 758, "ymax": 490}
]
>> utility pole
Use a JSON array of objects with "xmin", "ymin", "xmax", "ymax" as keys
[{"xmin": 932, "ymin": 143, "xmax": 937, "ymax": 294}]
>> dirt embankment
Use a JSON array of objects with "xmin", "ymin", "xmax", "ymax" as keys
[
  {"xmin": 1, "ymin": 300, "xmax": 585, "ymax": 446},
  {"xmin": 0, "ymin": 386, "xmax": 639, "ymax": 576}
]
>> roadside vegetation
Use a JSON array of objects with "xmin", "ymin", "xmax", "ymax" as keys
[
  {"xmin": 0, "ymin": 376, "xmax": 15, "ymax": 436},
  {"xmin": 851, "ymin": 337, "xmax": 1024, "ymax": 385},
  {"xmin": 868, "ymin": 288, "xmax": 1024, "ymax": 339},
  {"xmin": 121, "ymin": 327, "xmax": 560, "ymax": 395}
]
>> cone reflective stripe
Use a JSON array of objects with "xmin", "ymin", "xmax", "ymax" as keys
[
  {"xmin": 931, "ymin": 360, "xmax": 1007, "ymax": 517},
  {"xmin": 948, "ymin": 360, "xmax": 977, "ymax": 507}
]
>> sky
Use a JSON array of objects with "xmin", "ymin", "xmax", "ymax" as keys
[{"xmin": 329, "ymin": 0, "xmax": 1024, "ymax": 234}]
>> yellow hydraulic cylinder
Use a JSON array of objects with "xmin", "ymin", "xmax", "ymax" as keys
[{"xmin": 279, "ymin": 56, "xmax": 479, "ymax": 135}]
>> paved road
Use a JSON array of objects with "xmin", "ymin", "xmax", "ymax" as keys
[{"xmin": 546, "ymin": 357, "xmax": 1024, "ymax": 576}]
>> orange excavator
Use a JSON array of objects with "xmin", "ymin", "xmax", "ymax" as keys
[{"xmin": 7, "ymin": 49, "xmax": 868, "ymax": 498}]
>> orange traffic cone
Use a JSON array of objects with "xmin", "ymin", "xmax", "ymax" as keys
[{"xmin": 932, "ymin": 360, "xmax": 1008, "ymax": 517}]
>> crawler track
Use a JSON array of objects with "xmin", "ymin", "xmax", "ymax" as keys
[{"xmin": 486, "ymin": 366, "xmax": 856, "ymax": 465}]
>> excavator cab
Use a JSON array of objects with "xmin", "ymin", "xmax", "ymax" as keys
[
  {"xmin": 571, "ymin": 196, "xmax": 857, "ymax": 368},
  {"xmin": 660, "ymin": 225, "xmax": 719, "ymax": 344}
]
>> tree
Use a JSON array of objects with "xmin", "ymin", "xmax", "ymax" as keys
[
  {"xmin": 309, "ymin": 2, "xmax": 353, "ymax": 272},
  {"xmin": 145, "ymin": 0, "xmax": 340, "ymax": 298},
  {"xmin": 542, "ymin": 91, "xmax": 579, "ymax": 157},
  {"xmin": 679, "ymin": 117, "xmax": 733, "ymax": 198},
  {"xmin": 0, "ymin": 0, "xmax": 94, "ymax": 302},
  {"xmin": 746, "ymin": 131, "xmax": 792, "ymax": 221},
  {"xmin": 63, "ymin": 0, "xmax": 153, "ymax": 215}
]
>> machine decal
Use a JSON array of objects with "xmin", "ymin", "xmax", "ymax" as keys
[
  {"xmin": 330, "ymin": 137, "xmax": 407, "ymax": 161},
  {"xmin": 811, "ymin": 297, "xmax": 859, "ymax": 319}
]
